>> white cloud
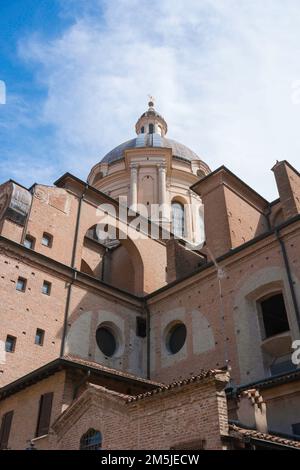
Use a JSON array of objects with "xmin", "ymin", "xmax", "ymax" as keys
[{"xmin": 16, "ymin": 0, "xmax": 300, "ymax": 199}]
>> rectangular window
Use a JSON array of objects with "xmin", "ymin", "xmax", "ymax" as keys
[
  {"xmin": 41, "ymin": 233, "xmax": 53, "ymax": 248},
  {"xmin": 259, "ymin": 293, "xmax": 290, "ymax": 338},
  {"xmin": 292, "ymin": 423, "xmax": 300, "ymax": 436},
  {"xmin": 42, "ymin": 281, "xmax": 51, "ymax": 296},
  {"xmin": 24, "ymin": 236, "xmax": 35, "ymax": 250},
  {"xmin": 16, "ymin": 277, "xmax": 26, "ymax": 292},
  {"xmin": 36, "ymin": 392, "xmax": 53, "ymax": 437},
  {"xmin": 5, "ymin": 335, "xmax": 16, "ymax": 353},
  {"xmin": 136, "ymin": 316, "xmax": 147, "ymax": 338},
  {"xmin": 0, "ymin": 411, "xmax": 14, "ymax": 450},
  {"xmin": 35, "ymin": 329, "xmax": 45, "ymax": 346}
]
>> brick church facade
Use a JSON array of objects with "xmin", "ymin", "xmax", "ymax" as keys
[{"xmin": 0, "ymin": 101, "xmax": 300, "ymax": 450}]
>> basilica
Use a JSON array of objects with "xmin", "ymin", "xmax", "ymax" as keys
[{"xmin": 0, "ymin": 101, "xmax": 300, "ymax": 450}]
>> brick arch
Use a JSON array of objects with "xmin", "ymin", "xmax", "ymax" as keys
[
  {"xmin": 233, "ymin": 266, "xmax": 300, "ymax": 384},
  {"xmin": 81, "ymin": 223, "xmax": 144, "ymax": 295},
  {"xmin": 75, "ymin": 199, "xmax": 167, "ymax": 294}
]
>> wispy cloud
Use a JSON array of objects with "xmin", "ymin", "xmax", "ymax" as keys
[{"xmin": 3, "ymin": 0, "xmax": 300, "ymax": 198}]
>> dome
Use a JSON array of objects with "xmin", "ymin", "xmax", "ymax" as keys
[
  {"xmin": 101, "ymin": 134, "xmax": 202, "ymax": 164},
  {"xmin": 95, "ymin": 99, "xmax": 209, "ymax": 171}
]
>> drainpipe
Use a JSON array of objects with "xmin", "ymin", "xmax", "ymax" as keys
[
  {"xmin": 206, "ymin": 246, "xmax": 229, "ymax": 368},
  {"xmin": 265, "ymin": 205, "xmax": 272, "ymax": 232},
  {"xmin": 71, "ymin": 184, "xmax": 89, "ymax": 268},
  {"xmin": 60, "ymin": 184, "xmax": 88, "ymax": 357},
  {"xmin": 275, "ymin": 229, "xmax": 300, "ymax": 332},
  {"xmin": 144, "ymin": 300, "xmax": 151, "ymax": 380},
  {"xmin": 101, "ymin": 247, "xmax": 109, "ymax": 282},
  {"xmin": 60, "ymin": 272, "xmax": 76, "ymax": 357}
]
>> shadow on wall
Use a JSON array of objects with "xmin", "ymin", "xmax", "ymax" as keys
[
  {"xmin": 53, "ymin": 277, "xmax": 147, "ymax": 377},
  {"xmin": 80, "ymin": 224, "xmax": 144, "ymax": 296}
]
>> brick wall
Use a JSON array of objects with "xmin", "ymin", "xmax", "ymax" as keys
[
  {"xmin": 52, "ymin": 376, "xmax": 229, "ymax": 450},
  {"xmin": 0, "ymin": 247, "xmax": 68, "ymax": 386},
  {"xmin": 0, "ymin": 370, "xmax": 70, "ymax": 450},
  {"xmin": 148, "ymin": 222, "xmax": 300, "ymax": 386},
  {"xmin": 166, "ymin": 239, "xmax": 206, "ymax": 283},
  {"xmin": 272, "ymin": 161, "xmax": 300, "ymax": 220}
]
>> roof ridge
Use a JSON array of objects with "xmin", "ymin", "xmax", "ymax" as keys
[
  {"xmin": 62, "ymin": 354, "xmax": 163, "ymax": 386},
  {"xmin": 126, "ymin": 369, "xmax": 227, "ymax": 403}
]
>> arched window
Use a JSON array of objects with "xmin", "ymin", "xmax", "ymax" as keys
[
  {"xmin": 80, "ymin": 429, "xmax": 102, "ymax": 450},
  {"xmin": 149, "ymin": 123, "xmax": 154, "ymax": 134},
  {"xmin": 141, "ymin": 126, "xmax": 145, "ymax": 134},
  {"xmin": 172, "ymin": 202, "xmax": 185, "ymax": 238}
]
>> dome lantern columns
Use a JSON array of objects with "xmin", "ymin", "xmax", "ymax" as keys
[{"xmin": 135, "ymin": 100, "xmax": 168, "ymax": 137}]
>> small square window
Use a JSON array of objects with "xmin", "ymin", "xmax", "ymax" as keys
[
  {"xmin": 136, "ymin": 316, "xmax": 147, "ymax": 338},
  {"xmin": 41, "ymin": 233, "xmax": 53, "ymax": 248},
  {"xmin": 24, "ymin": 236, "xmax": 35, "ymax": 250},
  {"xmin": 16, "ymin": 277, "xmax": 26, "ymax": 292},
  {"xmin": 5, "ymin": 335, "xmax": 16, "ymax": 353},
  {"xmin": 42, "ymin": 281, "xmax": 51, "ymax": 296},
  {"xmin": 35, "ymin": 329, "xmax": 45, "ymax": 346}
]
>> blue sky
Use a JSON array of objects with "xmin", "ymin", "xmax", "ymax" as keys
[{"xmin": 1, "ymin": 0, "xmax": 300, "ymax": 199}]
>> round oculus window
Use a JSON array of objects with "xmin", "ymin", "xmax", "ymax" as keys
[
  {"xmin": 96, "ymin": 326, "xmax": 117, "ymax": 357},
  {"xmin": 167, "ymin": 323, "xmax": 187, "ymax": 354}
]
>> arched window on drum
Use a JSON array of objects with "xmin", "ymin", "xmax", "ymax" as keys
[{"xmin": 172, "ymin": 202, "xmax": 185, "ymax": 238}]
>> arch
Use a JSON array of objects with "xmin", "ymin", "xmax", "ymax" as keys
[
  {"xmin": 233, "ymin": 267, "xmax": 300, "ymax": 383},
  {"xmin": 80, "ymin": 429, "xmax": 102, "ymax": 450},
  {"xmin": 81, "ymin": 223, "xmax": 144, "ymax": 295},
  {"xmin": 149, "ymin": 123, "xmax": 154, "ymax": 134},
  {"xmin": 171, "ymin": 195, "xmax": 189, "ymax": 207},
  {"xmin": 76, "ymin": 197, "xmax": 168, "ymax": 294}
]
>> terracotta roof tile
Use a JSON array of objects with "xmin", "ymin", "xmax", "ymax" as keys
[
  {"xmin": 126, "ymin": 369, "xmax": 227, "ymax": 403},
  {"xmin": 229, "ymin": 424, "xmax": 300, "ymax": 449},
  {"xmin": 236, "ymin": 368, "xmax": 300, "ymax": 393},
  {"xmin": 63, "ymin": 354, "xmax": 163, "ymax": 387}
]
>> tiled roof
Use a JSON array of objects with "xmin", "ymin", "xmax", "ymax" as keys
[
  {"xmin": 87, "ymin": 382, "xmax": 131, "ymax": 400},
  {"xmin": 126, "ymin": 369, "xmax": 227, "ymax": 403},
  {"xmin": 236, "ymin": 368, "xmax": 300, "ymax": 393},
  {"xmin": 62, "ymin": 355, "xmax": 163, "ymax": 387},
  {"xmin": 229, "ymin": 424, "xmax": 300, "ymax": 449},
  {"xmin": 0, "ymin": 355, "xmax": 162, "ymax": 400}
]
